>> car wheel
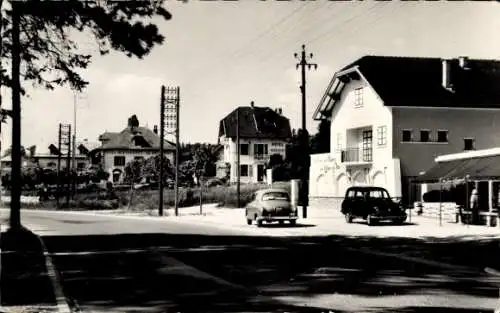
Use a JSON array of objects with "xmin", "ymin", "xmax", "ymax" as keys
[
  {"xmin": 247, "ymin": 218, "xmax": 252, "ymax": 225},
  {"xmin": 345, "ymin": 213, "xmax": 353, "ymax": 223},
  {"xmin": 393, "ymin": 218, "xmax": 404, "ymax": 225},
  {"xmin": 289, "ymin": 219, "xmax": 296, "ymax": 226}
]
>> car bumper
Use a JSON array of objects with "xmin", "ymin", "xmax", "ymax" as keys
[
  {"xmin": 371, "ymin": 214, "xmax": 407, "ymax": 221},
  {"xmin": 257, "ymin": 215, "xmax": 299, "ymax": 221}
]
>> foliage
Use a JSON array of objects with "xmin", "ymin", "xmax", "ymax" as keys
[
  {"xmin": 123, "ymin": 154, "xmax": 174, "ymax": 184},
  {"xmin": 1, "ymin": 0, "xmax": 171, "ymax": 94},
  {"xmin": 310, "ymin": 119, "xmax": 331, "ymax": 154},
  {"xmin": 2, "ymin": 145, "xmax": 26, "ymax": 157},
  {"xmin": 178, "ymin": 143, "xmax": 221, "ymax": 186}
]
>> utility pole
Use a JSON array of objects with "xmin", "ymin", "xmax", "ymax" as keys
[
  {"xmin": 159, "ymin": 85, "xmax": 165, "ymax": 216},
  {"xmin": 236, "ymin": 107, "xmax": 240, "ymax": 208},
  {"xmin": 72, "ymin": 92, "xmax": 77, "ymax": 200},
  {"xmin": 161, "ymin": 85, "xmax": 180, "ymax": 216},
  {"xmin": 294, "ymin": 44, "xmax": 317, "ymax": 219},
  {"xmin": 174, "ymin": 87, "xmax": 180, "ymax": 217}
]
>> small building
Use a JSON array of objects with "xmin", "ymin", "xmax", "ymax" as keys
[
  {"xmin": 92, "ymin": 115, "xmax": 176, "ymax": 184},
  {"xmin": 415, "ymin": 147, "xmax": 500, "ymax": 227},
  {"xmin": 216, "ymin": 102, "xmax": 291, "ymax": 184}
]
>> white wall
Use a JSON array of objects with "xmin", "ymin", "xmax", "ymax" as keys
[{"xmin": 103, "ymin": 149, "xmax": 175, "ymax": 183}]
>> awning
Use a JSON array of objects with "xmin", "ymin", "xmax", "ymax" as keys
[
  {"xmin": 415, "ymin": 155, "xmax": 500, "ymax": 183},
  {"xmin": 414, "ymin": 159, "xmax": 470, "ymax": 183}
]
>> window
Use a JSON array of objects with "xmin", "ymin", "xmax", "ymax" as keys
[
  {"xmin": 354, "ymin": 88, "xmax": 363, "ymax": 107},
  {"xmin": 362, "ymin": 130, "xmax": 373, "ymax": 162},
  {"xmin": 377, "ymin": 126, "xmax": 387, "ymax": 146},
  {"xmin": 254, "ymin": 144, "xmax": 268, "ymax": 159},
  {"xmin": 336, "ymin": 133, "xmax": 342, "ymax": 150},
  {"xmin": 420, "ymin": 130, "xmax": 430, "ymax": 143},
  {"xmin": 240, "ymin": 164, "xmax": 249, "ymax": 177},
  {"xmin": 402, "ymin": 130, "xmax": 412, "ymax": 142},
  {"xmin": 240, "ymin": 144, "xmax": 249, "ymax": 155},
  {"xmin": 77, "ymin": 162, "xmax": 86, "ymax": 169},
  {"xmin": 464, "ymin": 138, "xmax": 475, "ymax": 151},
  {"xmin": 47, "ymin": 162, "xmax": 56, "ymax": 168},
  {"xmin": 114, "ymin": 156, "xmax": 126, "ymax": 166},
  {"xmin": 437, "ymin": 130, "xmax": 448, "ymax": 143}
]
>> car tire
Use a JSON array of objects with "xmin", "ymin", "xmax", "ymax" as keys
[
  {"xmin": 289, "ymin": 219, "xmax": 296, "ymax": 226},
  {"xmin": 393, "ymin": 218, "xmax": 404, "ymax": 225},
  {"xmin": 247, "ymin": 218, "xmax": 252, "ymax": 225},
  {"xmin": 345, "ymin": 213, "xmax": 353, "ymax": 223}
]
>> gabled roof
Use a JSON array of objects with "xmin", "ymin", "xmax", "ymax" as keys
[
  {"xmin": 314, "ymin": 55, "xmax": 500, "ymax": 120},
  {"xmin": 96, "ymin": 126, "xmax": 176, "ymax": 151},
  {"xmin": 218, "ymin": 106, "xmax": 292, "ymax": 140}
]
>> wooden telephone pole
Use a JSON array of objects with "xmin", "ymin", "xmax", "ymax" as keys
[{"xmin": 294, "ymin": 44, "xmax": 317, "ymax": 219}]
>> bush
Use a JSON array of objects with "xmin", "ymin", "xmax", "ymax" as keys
[{"xmin": 118, "ymin": 181, "xmax": 292, "ymax": 209}]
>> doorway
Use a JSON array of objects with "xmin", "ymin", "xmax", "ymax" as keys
[{"xmin": 257, "ymin": 164, "xmax": 265, "ymax": 182}]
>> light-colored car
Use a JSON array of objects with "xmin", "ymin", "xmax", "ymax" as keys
[{"xmin": 245, "ymin": 188, "xmax": 298, "ymax": 227}]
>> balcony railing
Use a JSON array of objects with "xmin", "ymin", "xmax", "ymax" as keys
[
  {"xmin": 341, "ymin": 147, "xmax": 372, "ymax": 163},
  {"xmin": 254, "ymin": 154, "xmax": 269, "ymax": 161}
]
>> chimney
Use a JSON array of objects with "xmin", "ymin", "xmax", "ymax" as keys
[
  {"xmin": 278, "ymin": 108, "xmax": 282, "ymax": 115},
  {"xmin": 250, "ymin": 101, "xmax": 255, "ymax": 108},
  {"xmin": 441, "ymin": 59, "xmax": 452, "ymax": 90},
  {"xmin": 458, "ymin": 56, "xmax": 469, "ymax": 69},
  {"xmin": 153, "ymin": 125, "xmax": 158, "ymax": 135}
]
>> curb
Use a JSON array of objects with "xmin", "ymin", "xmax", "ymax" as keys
[{"xmin": 35, "ymin": 235, "xmax": 72, "ymax": 313}]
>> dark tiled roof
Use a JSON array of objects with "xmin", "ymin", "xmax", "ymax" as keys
[
  {"xmin": 218, "ymin": 106, "xmax": 292, "ymax": 139},
  {"xmin": 341, "ymin": 55, "xmax": 500, "ymax": 108},
  {"xmin": 97, "ymin": 126, "xmax": 176, "ymax": 150}
]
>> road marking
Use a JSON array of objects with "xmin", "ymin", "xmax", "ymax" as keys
[{"xmin": 35, "ymin": 235, "xmax": 74, "ymax": 313}]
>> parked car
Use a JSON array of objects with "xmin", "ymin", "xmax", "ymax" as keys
[
  {"xmin": 341, "ymin": 186, "xmax": 407, "ymax": 226},
  {"xmin": 245, "ymin": 188, "xmax": 298, "ymax": 227}
]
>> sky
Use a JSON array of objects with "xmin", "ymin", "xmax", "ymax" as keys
[{"xmin": 1, "ymin": 0, "xmax": 500, "ymax": 153}]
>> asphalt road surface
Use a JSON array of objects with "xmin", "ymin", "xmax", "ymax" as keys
[{"xmin": 2, "ymin": 209, "xmax": 500, "ymax": 313}]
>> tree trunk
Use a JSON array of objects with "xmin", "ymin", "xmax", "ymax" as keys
[{"xmin": 10, "ymin": 2, "xmax": 22, "ymax": 229}]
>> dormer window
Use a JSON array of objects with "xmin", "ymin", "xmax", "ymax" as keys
[{"xmin": 132, "ymin": 135, "xmax": 150, "ymax": 148}]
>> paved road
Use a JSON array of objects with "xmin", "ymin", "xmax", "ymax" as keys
[{"xmin": 2, "ymin": 209, "xmax": 500, "ymax": 313}]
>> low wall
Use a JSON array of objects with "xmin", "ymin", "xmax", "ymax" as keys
[
  {"xmin": 1, "ymin": 195, "xmax": 40, "ymax": 205},
  {"xmin": 414, "ymin": 201, "xmax": 457, "ymax": 222}
]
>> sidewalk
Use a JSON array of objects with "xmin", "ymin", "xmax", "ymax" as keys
[{"xmin": 169, "ymin": 206, "xmax": 500, "ymax": 240}]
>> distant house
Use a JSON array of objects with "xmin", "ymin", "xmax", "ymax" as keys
[
  {"xmin": 92, "ymin": 115, "xmax": 176, "ymax": 183},
  {"xmin": 309, "ymin": 55, "xmax": 500, "ymax": 203},
  {"xmin": 217, "ymin": 102, "xmax": 292, "ymax": 183},
  {"xmin": 31, "ymin": 142, "xmax": 94, "ymax": 171}
]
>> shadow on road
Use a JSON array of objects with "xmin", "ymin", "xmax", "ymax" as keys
[
  {"xmin": 3, "ymin": 225, "xmax": 500, "ymax": 312},
  {"xmin": 351, "ymin": 221, "xmax": 418, "ymax": 227}
]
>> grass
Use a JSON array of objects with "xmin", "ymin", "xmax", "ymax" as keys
[{"xmin": 3, "ymin": 181, "xmax": 292, "ymax": 211}]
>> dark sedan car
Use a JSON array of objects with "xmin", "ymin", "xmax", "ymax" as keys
[
  {"xmin": 245, "ymin": 189, "xmax": 298, "ymax": 227},
  {"xmin": 341, "ymin": 186, "xmax": 407, "ymax": 226}
]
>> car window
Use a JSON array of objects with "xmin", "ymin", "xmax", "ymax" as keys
[
  {"xmin": 369, "ymin": 190, "xmax": 390, "ymax": 199},
  {"xmin": 262, "ymin": 192, "xmax": 289, "ymax": 201}
]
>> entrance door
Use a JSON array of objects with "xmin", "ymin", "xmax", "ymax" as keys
[
  {"xmin": 257, "ymin": 165, "xmax": 265, "ymax": 182},
  {"xmin": 362, "ymin": 130, "xmax": 373, "ymax": 162}
]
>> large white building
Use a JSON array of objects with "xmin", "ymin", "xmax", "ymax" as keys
[
  {"xmin": 309, "ymin": 56, "xmax": 500, "ymax": 204},
  {"xmin": 216, "ymin": 103, "xmax": 291, "ymax": 184}
]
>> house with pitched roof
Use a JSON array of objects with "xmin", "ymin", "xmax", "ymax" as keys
[
  {"xmin": 31, "ymin": 142, "xmax": 95, "ymax": 171},
  {"xmin": 92, "ymin": 115, "xmax": 176, "ymax": 183},
  {"xmin": 217, "ymin": 102, "xmax": 292, "ymax": 183},
  {"xmin": 310, "ymin": 55, "xmax": 500, "ymax": 204}
]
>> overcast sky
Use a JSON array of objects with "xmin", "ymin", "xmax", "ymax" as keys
[{"xmin": 1, "ymin": 0, "xmax": 500, "ymax": 153}]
